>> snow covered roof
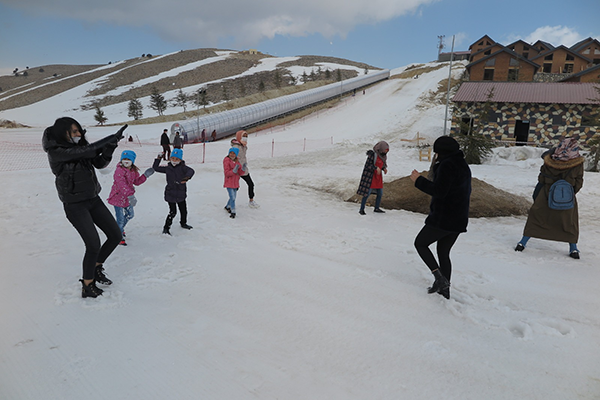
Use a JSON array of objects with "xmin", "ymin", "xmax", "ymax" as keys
[{"xmin": 452, "ymin": 81, "xmax": 600, "ymax": 104}]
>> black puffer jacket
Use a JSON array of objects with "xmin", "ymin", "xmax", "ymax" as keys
[
  {"xmin": 414, "ymin": 151, "xmax": 472, "ymax": 232},
  {"xmin": 42, "ymin": 127, "xmax": 119, "ymax": 203}
]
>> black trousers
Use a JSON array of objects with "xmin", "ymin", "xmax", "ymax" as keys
[
  {"xmin": 240, "ymin": 174, "xmax": 255, "ymax": 200},
  {"xmin": 164, "ymin": 200, "xmax": 188, "ymax": 228},
  {"xmin": 414, "ymin": 225, "xmax": 460, "ymax": 281},
  {"xmin": 162, "ymin": 144, "xmax": 171, "ymax": 160},
  {"xmin": 64, "ymin": 197, "xmax": 122, "ymax": 280}
]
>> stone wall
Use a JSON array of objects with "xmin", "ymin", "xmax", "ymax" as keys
[{"xmin": 450, "ymin": 101, "xmax": 598, "ymax": 148}]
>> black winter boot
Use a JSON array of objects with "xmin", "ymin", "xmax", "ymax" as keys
[
  {"xmin": 95, "ymin": 265, "xmax": 112, "ymax": 285},
  {"xmin": 80, "ymin": 279, "xmax": 103, "ymax": 298},
  {"xmin": 438, "ymin": 287, "xmax": 450, "ymax": 299},
  {"xmin": 428, "ymin": 269, "xmax": 450, "ymax": 294},
  {"xmin": 180, "ymin": 223, "xmax": 193, "ymax": 229}
]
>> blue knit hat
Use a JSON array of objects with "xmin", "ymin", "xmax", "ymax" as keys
[
  {"xmin": 228, "ymin": 147, "xmax": 239, "ymax": 157},
  {"xmin": 120, "ymin": 150, "xmax": 136, "ymax": 164},
  {"xmin": 171, "ymin": 148, "xmax": 183, "ymax": 160}
]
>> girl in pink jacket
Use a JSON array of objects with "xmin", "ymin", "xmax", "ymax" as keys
[
  {"xmin": 108, "ymin": 150, "xmax": 154, "ymax": 245},
  {"xmin": 223, "ymin": 147, "xmax": 243, "ymax": 219}
]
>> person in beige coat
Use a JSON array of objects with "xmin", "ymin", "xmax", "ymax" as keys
[{"xmin": 515, "ymin": 138, "xmax": 584, "ymax": 259}]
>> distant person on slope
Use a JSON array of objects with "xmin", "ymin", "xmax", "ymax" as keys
[
  {"xmin": 160, "ymin": 128, "xmax": 171, "ymax": 160},
  {"xmin": 42, "ymin": 117, "xmax": 127, "ymax": 298},
  {"xmin": 107, "ymin": 150, "xmax": 155, "ymax": 246},
  {"xmin": 173, "ymin": 131, "xmax": 184, "ymax": 149},
  {"xmin": 410, "ymin": 136, "xmax": 471, "ymax": 300},
  {"xmin": 515, "ymin": 137, "xmax": 584, "ymax": 259},
  {"xmin": 357, "ymin": 141, "xmax": 389, "ymax": 215},
  {"xmin": 231, "ymin": 130, "xmax": 259, "ymax": 208}
]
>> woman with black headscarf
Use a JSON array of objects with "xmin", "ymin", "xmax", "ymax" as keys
[
  {"xmin": 410, "ymin": 136, "xmax": 472, "ymax": 299},
  {"xmin": 42, "ymin": 117, "xmax": 127, "ymax": 298}
]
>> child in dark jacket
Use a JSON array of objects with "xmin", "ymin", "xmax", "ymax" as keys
[{"xmin": 153, "ymin": 148, "xmax": 195, "ymax": 235}]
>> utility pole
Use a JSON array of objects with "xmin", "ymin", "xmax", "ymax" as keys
[
  {"xmin": 443, "ymin": 35, "xmax": 455, "ymax": 136},
  {"xmin": 437, "ymin": 35, "xmax": 445, "ymax": 55}
]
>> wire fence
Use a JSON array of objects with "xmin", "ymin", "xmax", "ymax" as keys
[{"xmin": 0, "ymin": 136, "xmax": 335, "ymax": 172}]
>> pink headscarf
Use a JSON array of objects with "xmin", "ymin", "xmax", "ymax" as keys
[{"xmin": 551, "ymin": 138, "xmax": 580, "ymax": 161}]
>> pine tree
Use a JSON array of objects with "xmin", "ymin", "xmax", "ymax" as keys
[
  {"xmin": 258, "ymin": 81, "xmax": 265, "ymax": 92},
  {"xmin": 325, "ymin": 69, "xmax": 331, "ymax": 80},
  {"xmin": 127, "ymin": 99, "xmax": 143, "ymax": 120},
  {"xmin": 336, "ymin": 69, "xmax": 342, "ymax": 82},
  {"xmin": 149, "ymin": 87, "xmax": 167, "ymax": 116},
  {"xmin": 302, "ymin": 71, "xmax": 308, "ymax": 83},
  {"xmin": 274, "ymin": 70, "xmax": 281, "ymax": 89},
  {"xmin": 94, "ymin": 106, "xmax": 108, "ymax": 126},
  {"xmin": 173, "ymin": 89, "xmax": 188, "ymax": 113},
  {"xmin": 193, "ymin": 88, "xmax": 208, "ymax": 109},
  {"xmin": 453, "ymin": 87, "xmax": 495, "ymax": 164}
]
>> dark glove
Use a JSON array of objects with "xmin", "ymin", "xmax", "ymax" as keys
[
  {"xmin": 143, "ymin": 168, "xmax": 154, "ymax": 178},
  {"xmin": 102, "ymin": 140, "xmax": 118, "ymax": 159},
  {"xmin": 115, "ymin": 124, "xmax": 128, "ymax": 141},
  {"xmin": 128, "ymin": 195, "xmax": 137, "ymax": 207},
  {"xmin": 180, "ymin": 176, "xmax": 191, "ymax": 183}
]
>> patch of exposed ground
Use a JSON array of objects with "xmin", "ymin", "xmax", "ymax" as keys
[{"xmin": 347, "ymin": 172, "xmax": 531, "ymax": 217}]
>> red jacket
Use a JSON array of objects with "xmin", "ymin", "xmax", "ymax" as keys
[
  {"xmin": 371, "ymin": 157, "xmax": 384, "ymax": 189},
  {"xmin": 223, "ymin": 156, "xmax": 243, "ymax": 188}
]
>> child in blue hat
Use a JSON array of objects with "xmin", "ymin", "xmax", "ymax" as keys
[
  {"xmin": 223, "ymin": 147, "xmax": 243, "ymax": 219},
  {"xmin": 108, "ymin": 150, "xmax": 155, "ymax": 245},
  {"xmin": 153, "ymin": 148, "xmax": 195, "ymax": 234}
]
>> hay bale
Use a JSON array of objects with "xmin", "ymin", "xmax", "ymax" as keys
[{"xmin": 347, "ymin": 172, "xmax": 531, "ymax": 217}]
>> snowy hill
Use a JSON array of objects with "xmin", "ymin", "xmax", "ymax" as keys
[
  {"xmin": 0, "ymin": 60, "xmax": 599, "ymax": 400},
  {"xmin": 0, "ymin": 49, "xmax": 380, "ymax": 128}
]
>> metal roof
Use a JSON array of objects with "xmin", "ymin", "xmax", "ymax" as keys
[{"xmin": 452, "ymin": 82, "xmax": 600, "ymax": 104}]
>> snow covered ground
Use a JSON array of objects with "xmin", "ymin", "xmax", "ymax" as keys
[{"xmin": 1, "ymin": 63, "xmax": 599, "ymax": 400}]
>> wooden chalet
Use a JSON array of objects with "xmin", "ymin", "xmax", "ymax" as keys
[
  {"xmin": 570, "ymin": 37, "xmax": 600, "ymax": 65},
  {"xmin": 466, "ymin": 48, "xmax": 539, "ymax": 82},
  {"xmin": 530, "ymin": 45, "xmax": 592, "ymax": 74},
  {"xmin": 463, "ymin": 35, "xmax": 599, "ymax": 83},
  {"xmin": 559, "ymin": 64, "xmax": 600, "ymax": 83}
]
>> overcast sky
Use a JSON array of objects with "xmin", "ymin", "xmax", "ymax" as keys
[{"xmin": 0, "ymin": 0, "xmax": 598, "ymax": 75}]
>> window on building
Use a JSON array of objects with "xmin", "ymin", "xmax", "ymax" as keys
[
  {"xmin": 484, "ymin": 50, "xmax": 491, "ymax": 55},
  {"xmin": 543, "ymin": 63, "xmax": 552, "ymax": 73},
  {"xmin": 566, "ymin": 54, "xmax": 575, "ymax": 61},
  {"xmin": 460, "ymin": 117, "xmax": 474, "ymax": 135},
  {"xmin": 478, "ymin": 41, "xmax": 484, "ymax": 46},
  {"xmin": 523, "ymin": 52, "xmax": 529, "ymax": 59},
  {"xmin": 593, "ymin": 59, "xmax": 600, "ymax": 65},
  {"xmin": 523, "ymin": 46, "xmax": 529, "ymax": 51},
  {"xmin": 485, "ymin": 58, "xmax": 496, "ymax": 66},
  {"xmin": 544, "ymin": 54, "xmax": 553, "ymax": 61},
  {"xmin": 552, "ymin": 115, "xmax": 562, "ymax": 125},
  {"xmin": 483, "ymin": 69, "xmax": 494, "ymax": 80},
  {"xmin": 508, "ymin": 69, "xmax": 519, "ymax": 81},
  {"xmin": 563, "ymin": 64, "xmax": 574, "ymax": 73},
  {"xmin": 487, "ymin": 110, "xmax": 500, "ymax": 122}
]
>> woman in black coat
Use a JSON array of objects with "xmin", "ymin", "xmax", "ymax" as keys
[
  {"xmin": 42, "ymin": 117, "xmax": 127, "ymax": 298},
  {"xmin": 410, "ymin": 136, "xmax": 472, "ymax": 299}
]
